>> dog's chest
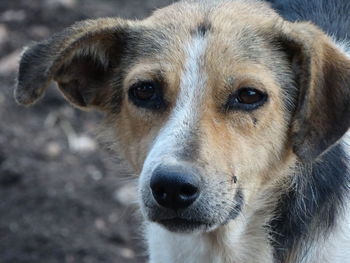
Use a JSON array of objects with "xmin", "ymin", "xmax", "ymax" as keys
[
  {"xmin": 146, "ymin": 222, "xmax": 273, "ymax": 263},
  {"xmin": 147, "ymin": 224, "xmax": 215, "ymax": 263}
]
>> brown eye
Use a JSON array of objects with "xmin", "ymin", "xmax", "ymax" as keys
[
  {"xmin": 226, "ymin": 87, "xmax": 267, "ymax": 111},
  {"xmin": 129, "ymin": 81, "xmax": 166, "ymax": 111},
  {"xmin": 237, "ymin": 88, "xmax": 265, "ymax": 105},
  {"xmin": 131, "ymin": 82, "xmax": 156, "ymax": 101}
]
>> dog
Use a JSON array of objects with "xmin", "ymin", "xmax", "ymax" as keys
[{"xmin": 15, "ymin": 0, "xmax": 350, "ymax": 262}]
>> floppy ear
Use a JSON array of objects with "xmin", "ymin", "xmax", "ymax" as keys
[
  {"xmin": 280, "ymin": 22, "xmax": 350, "ymax": 162},
  {"xmin": 15, "ymin": 18, "xmax": 131, "ymax": 111}
]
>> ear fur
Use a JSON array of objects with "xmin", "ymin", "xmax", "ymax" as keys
[
  {"xmin": 280, "ymin": 22, "xmax": 350, "ymax": 162},
  {"xmin": 15, "ymin": 18, "xmax": 130, "ymax": 111}
]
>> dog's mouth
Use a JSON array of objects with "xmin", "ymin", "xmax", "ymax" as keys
[
  {"xmin": 156, "ymin": 217, "xmax": 211, "ymax": 232},
  {"xmin": 144, "ymin": 188, "xmax": 245, "ymax": 233}
]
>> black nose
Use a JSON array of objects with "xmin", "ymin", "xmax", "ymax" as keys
[{"xmin": 150, "ymin": 165, "xmax": 200, "ymax": 210}]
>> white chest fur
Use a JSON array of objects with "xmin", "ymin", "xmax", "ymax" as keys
[{"xmin": 146, "ymin": 213, "xmax": 274, "ymax": 263}]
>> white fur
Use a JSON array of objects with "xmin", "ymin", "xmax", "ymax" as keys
[
  {"xmin": 147, "ymin": 35, "xmax": 207, "ymax": 158},
  {"xmin": 147, "ymin": 209, "xmax": 274, "ymax": 263}
]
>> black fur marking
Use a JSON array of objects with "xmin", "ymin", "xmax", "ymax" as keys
[
  {"xmin": 269, "ymin": 144, "xmax": 349, "ymax": 262},
  {"xmin": 194, "ymin": 21, "xmax": 211, "ymax": 37},
  {"xmin": 232, "ymin": 175, "xmax": 238, "ymax": 184}
]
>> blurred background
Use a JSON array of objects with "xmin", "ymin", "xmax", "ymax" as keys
[{"xmin": 0, "ymin": 0, "xmax": 174, "ymax": 262}]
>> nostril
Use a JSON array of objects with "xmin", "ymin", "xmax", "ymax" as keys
[
  {"xmin": 153, "ymin": 185, "xmax": 167, "ymax": 200},
  {"xmin": 179, "ymin": 184, "xmax": 198, "ymax": 199}
]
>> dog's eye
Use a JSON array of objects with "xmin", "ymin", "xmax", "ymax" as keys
[
  {"xmin": 237, "ymin": 88, "xmax": 265, "ymax": 105},
  {"xmin": 132, "ymin": 82, "xmax": 156, "ymax": 101},
  {"xmin": 128, "ymin": 81, "xmax": 165, "ymax": 110},
  {"xmin": 226, "ymin": 87, "xmax": 267, "ymax": 111}
]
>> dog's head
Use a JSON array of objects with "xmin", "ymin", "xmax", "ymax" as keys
[{"xmin": 16, "ymin": 0, "xmax": 350, "ymax": 233}]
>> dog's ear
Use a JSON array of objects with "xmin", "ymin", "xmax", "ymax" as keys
[
  {"xmin": 278, "ymin": 22, "xmax": 350, "ymax": 162},
  {"xmin": 15, "ymin": 18, "xmax": 131, "ymax": 111}
]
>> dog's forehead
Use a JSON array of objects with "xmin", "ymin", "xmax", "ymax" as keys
[
  {"xmin": 145, "ymin": 0, "xmax": 279, "ymax": 34},
  {"xmin": 134, "ymin": 0, "xmax": 282, "ymax": 72}
]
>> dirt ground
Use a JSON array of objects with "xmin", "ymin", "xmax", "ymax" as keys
[{"xmin": 0, "ymin": 0, "xmax": 174, "ymax": 262}]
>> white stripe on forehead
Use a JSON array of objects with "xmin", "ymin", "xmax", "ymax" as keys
[
  {"xmin": 143, "ymin": 34, "xmax": 208, "ymax": 168},
  {"xmin": 177, "ymin": 35, "xmax": 207, "ymax": 110}
]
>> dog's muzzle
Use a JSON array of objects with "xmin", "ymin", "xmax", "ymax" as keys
[
  {"xmin": 141, "ymin": 163, "xmax": 211, "ymax": 232},
  {"xmin": 140, "ymin": 162, "xmax": 244, "ymax": 233}
]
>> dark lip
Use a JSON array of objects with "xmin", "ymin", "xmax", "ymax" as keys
[
  {"xmin": 160, "ymin": 217, "xmax": 204, "ymax": 225},
  {"xmin": 156, "ymin": 217, "xmax": 209, "ymax": 232}
]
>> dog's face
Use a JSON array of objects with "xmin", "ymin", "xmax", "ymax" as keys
[
  {"xmin": 16, "ymin": 0, "xmax": 350, "ymax": 233},
  {"xmin": 118, "ymin": 3, "xmax": 294, "ymax": 232}
]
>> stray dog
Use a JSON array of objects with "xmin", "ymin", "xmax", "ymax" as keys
[{"xmin": 15, "ymin": 0, "xmax": 350, "ymax": 262}]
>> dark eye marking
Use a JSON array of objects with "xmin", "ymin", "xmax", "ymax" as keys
[
  {"xmin": 225, "ymin": 87, "xmax": 267, "ymax": 111},
  {"xmin": 128, "ymin": 81, "xmax": 166, "ymax": 111}
]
